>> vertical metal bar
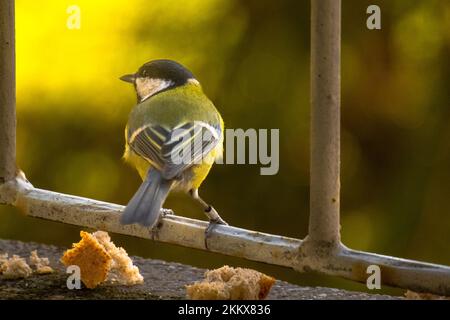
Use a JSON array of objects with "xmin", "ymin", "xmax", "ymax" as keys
[
  {"xmin": 309, "ymin": 0, "xmax": 341, "ymax": 244},
  {"xmin": 0, "ymin": 0, "xmax": 16, "ymax": 184}
]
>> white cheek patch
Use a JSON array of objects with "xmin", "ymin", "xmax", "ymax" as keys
[
  {"xmin": 135, "ymin": 78, "xmax": 175, "ymax": 101},
  {"xmin": 187, "ymin": 78, "xmax": 200, "ymax": 85}
]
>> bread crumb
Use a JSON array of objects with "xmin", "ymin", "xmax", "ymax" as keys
[
  {"xmin": 405, "ymin": 290, "xmax": 450, "ymax": 300},
  {"xmin": 92, "ymin": 231, "xmax": 144, "ymax": 286},
  {"xmin": 1, "ymin": 255, "xmax": 33, "ymax": 279},
  {"xmin": 61, "ymin": 231, "xmax": 112, "ymax": 289},
  {"xmin": 0, "ymin": 253, "xmax": 9, "ymax": 274},
  {"xmin": 29, "ymin": 250, "xmax": 54, "ymax": 274},
  {"xmin": 186, "ymin": 265, "xmax": 276, "ymax": 300},
  {"xmin": 187, "ymin": 282, "xmax": 231, "ymax": 300},
  {"xmin": 61, "ymin": 230, "xmax": 143, "ymax": 289}
]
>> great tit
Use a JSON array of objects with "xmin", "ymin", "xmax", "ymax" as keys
[{"xmin": 120, "ymin": 59, "xmax": 227, "ymax": 236}]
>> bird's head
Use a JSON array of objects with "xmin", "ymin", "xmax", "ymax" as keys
[{"xmin": 120, "ymin": 59, "xmax": 199, "ymax": 103}]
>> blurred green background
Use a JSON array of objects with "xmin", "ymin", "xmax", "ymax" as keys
[{"xmin": 1, "ymin": 0, "xmax": 449, "ymax": 295}]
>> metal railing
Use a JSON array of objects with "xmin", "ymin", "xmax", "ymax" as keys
[{"xmin": 1, "ymin": 0, "xmax": 449, "ymax": 296}]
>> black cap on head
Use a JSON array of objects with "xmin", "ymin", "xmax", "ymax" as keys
[{"xmin": 121, "ymin": 59, "xmax": 196, "ymax": 86}]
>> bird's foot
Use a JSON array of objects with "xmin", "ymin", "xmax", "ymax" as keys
[
  {"xmin": 150, "ymin": 209, "xmax": 174, "ymax": 240},
  {"xmin": 204, "ymin": 212, "xmax": 228, "ymax": 249},
  {"xmin": 161, "ymin": 208, "xmax": 175, "ymax": 216}
]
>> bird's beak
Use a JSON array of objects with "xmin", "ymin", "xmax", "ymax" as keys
[{"xmin": 120, "ymin": 73, "xmax": 136, "ymax": 83}]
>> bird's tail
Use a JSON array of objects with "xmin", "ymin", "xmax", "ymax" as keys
[{"xmin": 121, "ymin": 168, "xmax": 173, "ymax": 227}]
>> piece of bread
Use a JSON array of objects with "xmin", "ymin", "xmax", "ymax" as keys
[
  {"xmin": 29, "ymin": 250, "xmax": 54, "ymax": 274},
  {"xmin": 61, "ymin": 230, "xmax": 143, "ymax": 289},
  {"xmin": 92, "ymin": 231, "xmax": 144, "ymax": 286},
  {"xmin": 61, "ymin": 231, "xmax": 112, "ymax": 289},
  {"xmin": 186, "ymin": 265, "xmax": 276, "ymax": 300},
  {"xmin": 1, "ymin": 254, "xmax": 33, "ymax": 279}
]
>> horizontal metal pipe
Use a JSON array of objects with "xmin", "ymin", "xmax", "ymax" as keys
[
  {"xmin": 295, "ymin": 241, "xmax": 450, "ymax": 296},
  {"xmin": 331, "ymin": 246, "xmax": 450, "ymax": 296},
  {"xmin": 0, "ymin": 176, "xmax": 301, "ymax": 268}
]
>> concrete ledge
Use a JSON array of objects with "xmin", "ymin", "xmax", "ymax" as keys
[{"xmin": 0, "ymin": 239, "xmax": 401, "ymax": 300}]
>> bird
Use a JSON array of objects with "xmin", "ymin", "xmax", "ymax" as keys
[{"xmin": 119, "ymin": 59, "xmax": 227, "ymax": 238}]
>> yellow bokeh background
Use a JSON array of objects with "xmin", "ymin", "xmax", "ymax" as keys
[{"xmin": 0, "ymin": 0, "xmax": 449, "ymax": 295}]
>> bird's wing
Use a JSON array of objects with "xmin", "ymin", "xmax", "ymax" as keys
[{"xmin": 129, "ymin": 122, "xmax": 221, "ymax": 179}]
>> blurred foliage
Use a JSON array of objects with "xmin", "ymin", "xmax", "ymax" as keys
[{"xmin": 1, "ymin": 0, "xmax": 449, "ymax": 294}]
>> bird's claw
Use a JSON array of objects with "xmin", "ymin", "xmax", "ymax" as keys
[
  {"xmin": 204, "ymin": 217, "xmax": 228, "ymax": 249},
  {"xmin": 150, "ymin": 225, "xmax": 160, "ymax": 241},
  {"xmin": 161, "ymin": 208, "xmax": 174, "ymax": 217},
  {"xmin": 150, "ymin": 209, "xmax": 174, "ymax": 240}
]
